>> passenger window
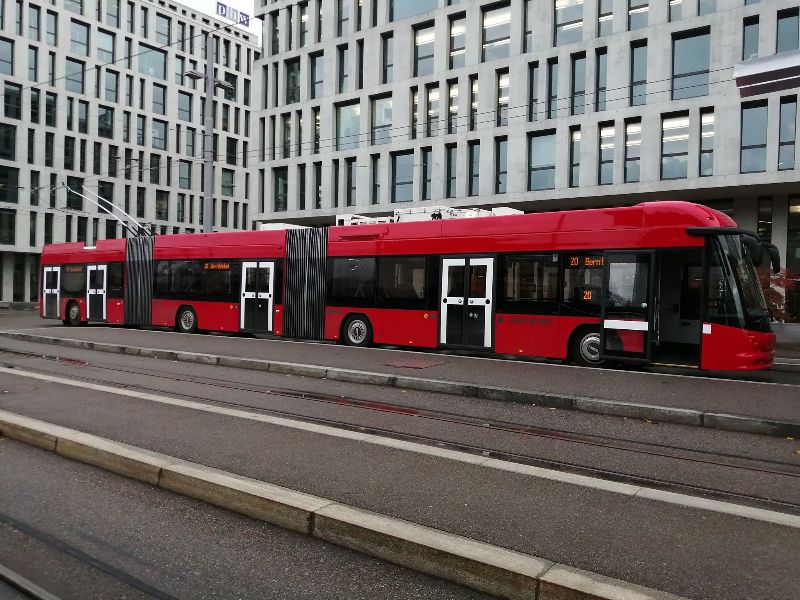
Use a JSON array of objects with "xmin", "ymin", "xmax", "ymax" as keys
[
  {"xmin": 499, "ymin": 254, "xmax": 559, "ymax": 313},
  {"xmin": 329, "ymin": 257, "xmax": 376, "ymax": 307},
  {"xmin": 376, "ymin": 256, "xmax": 426, "ymax": 309}
]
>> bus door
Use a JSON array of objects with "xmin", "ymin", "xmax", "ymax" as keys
[
  {"xmin": 86, "ymin": 264, "xmax": 107, "ymax": 321},
  {"xmin": 440, "ymin": 257, "xmax": 494, "ymax": 349},
  {"xmin": 241, "ymin": 261, "xmax": 275, "ymax": 332},
  {"xmin": 42, "ymin": 266, "xmax": 61, "ymax": 318},
  {"xmin": 601, "ymin": 252, "xmax": 653, "ymax": 361}
]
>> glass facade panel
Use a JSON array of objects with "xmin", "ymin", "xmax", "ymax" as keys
[
  {"xmin": 337, "ymin": 102, "xmax": 360, "ymax": 151},
  {"xmin": 482, "ymin": 4, "xmax": 511, "ymax": 62},
  {"xmin": 700, "ymin": 109, "xmax": 714, "ymax": 177},
  {"xmin": 630, "ymin": 42, "xmax": 647, "ymax": 106},
  {"xmin": 743, "ymin": 17, "xmax": 758, "ymax": 61},
  {"xmin": 392, "ymin": 151, "xmax": 414, "ymax": 202},
  {"xmin": 450, "ymin": 16, "xmax": 465, "ymax": 69},
  {"xmin": 555, "ymin": 0, "xmax": 583, "ymax": 46},
  {"xmin": 625, "ymin": 121, "xmax": 641, "ymax": 183},
  {"xmin": 414, "ymin": 25, "xmax": 434, "ymax": 76},
  {"xmin": 672, "ymin": 31, "xmax": 710, "ymax": 100},
  {"xmin": 661, "ymin": 113, "xmax": 689, "ymax": 179},
  {"xmin": 777, "ymin": 9, "xmax": 799, "ymax": 54},
  {"xmin": 598, "ymin": 124, "xmax": 614, "ymax": 185},
  {"xmin": 779, "ymin": 97, "xmax": 797, "ymax": 171},
  {"xmin": 371, "ymin": 96, "xmax": 392, "ymax": 145},
  {"xmin": 740, "ymin": 101, "xmax": 768, "ymax": 173},
  {"xmin": 528, "ymin": 133, "xmax": 556, "ymax": 190}
]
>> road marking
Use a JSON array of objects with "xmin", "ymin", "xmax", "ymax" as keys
[
  {"xmin": 2, "ymin": 328, "xmax": 799, "ymax": 389},
  {"xmin": 1, "ymin": 365, "xmax": 798, "ymax": 530}
]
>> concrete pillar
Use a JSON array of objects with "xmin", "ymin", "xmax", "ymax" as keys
[{"xmin": 1, "ymin": 253, "xmax": 12, "ymax": 302}]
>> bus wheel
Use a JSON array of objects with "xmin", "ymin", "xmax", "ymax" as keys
[
  {"xmin": 343, "ymin": 315, "xmax": 372, "ymax": 347},
  {"xmin": 571, "ymin": 328, "xmax": 607, "ymax": 368},
  {"xmin": 64, "ymin": 302, "xmax": 81, "ymax": 327},
  {"xmin": 176, "ymin": 307, "xmax": 198, "ymax": 334}
]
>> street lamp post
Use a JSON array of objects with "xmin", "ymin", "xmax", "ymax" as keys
[{"xmin": 186, "ymin": 33, "xmax": 234, "ymax": 234}]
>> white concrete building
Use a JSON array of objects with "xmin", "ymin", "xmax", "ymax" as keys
[
  {"xmin": 0, "ymin": 0, "xmax": 259, "ymax": 303},
  {"xmin": 253, "ymin": 0, "xmax": 800, "ymax": 322}
]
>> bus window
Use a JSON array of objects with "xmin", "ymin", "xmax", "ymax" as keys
[
  {"xmin": 680, "ymin": 265, "xmax": 702, "ymax": 320},
  {"xmin": 107, "ymin": 262, "xmax": 124, "ymax": 298},
  {"xmin": 498, "ymin": 254, "xmax": 559, "ymax": 314},
  {"xmin": 154, "ymin": 262, "xmax": 171, "ymax": 297},
  {"xmin": 201, "ymin": 263, "xmax": 239, "ymax": 301},
  {"xmin": 329, "ymin": 257, "xmax": 376, "ymax": 307},
  {"xmin": 61, "ymin": 265, "xmax": 86, "ymax": 297},
  {"xmin": 171, "ymin": 261, "xmax": 200, "ymax": 295},
  {"xmin": 376, "ymin": 256, "xmax": 426, "ymax": 309},
  {"xmin": 561, "ymin": 254, "xmax": 603, "ymax": 315}
]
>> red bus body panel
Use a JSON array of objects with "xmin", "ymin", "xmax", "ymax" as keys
[
  {"xmin": 701, "ymin": 324, "xmax": 776, "ymax": 371},
  {"xmin": 326, "ymin": 307, "xmax": 439, "ymax": 348}
]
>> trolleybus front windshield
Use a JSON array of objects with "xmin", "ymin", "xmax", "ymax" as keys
[{"xmin": 708, "ymin": 235, "xmax": 771, "ymax": 333}]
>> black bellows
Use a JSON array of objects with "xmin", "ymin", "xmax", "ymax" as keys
[
  {"xmin": 283, "ymin": 228, "xmax": 327, "ymax": 339},
  {"xmin": 124, "ymin": 235, "xmax": 154, "ymax": 326}
]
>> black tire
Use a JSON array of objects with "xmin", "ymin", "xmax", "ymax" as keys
[
  {"xmin": 570, "ymin": 328, "xmax": 608, "ymax": 368},
  {"xmin": 175, "ymin": 307, "xmax": 198, "ymax": 334},
  {"xmin": 64, "ymin": 302, "xmax": 81, "ymax": 327},
  {"xmin": 342, "ymin": 315, "xmax": 372, "ymax": 347}
]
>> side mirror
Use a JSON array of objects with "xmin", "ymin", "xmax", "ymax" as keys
[
  {"xmin": 742, "ymin": 235, "xmax": 763, "ymax": 267},
  {"xmin": 764, "ymin": 243, "xmax": 781, "ymax": 274}
]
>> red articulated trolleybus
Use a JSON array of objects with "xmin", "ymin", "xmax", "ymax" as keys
[{"xmin": 40, "ymin": 201, "xmax": 780, "ymax": 371}]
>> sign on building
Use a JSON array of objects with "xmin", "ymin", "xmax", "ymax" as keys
[{"xmin": 216, "ymin": 2, "xmax": 250, "ymax": 26}]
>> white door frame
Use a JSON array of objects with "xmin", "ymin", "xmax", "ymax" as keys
[
  {"xmin": 240, "ymin": 261, "xmax": 275, "ymax": 332},
  {"xmin": 42, "ymin": 266, "xmax": 61, "ymax": 318},
  {"xmin": 467, "ymin": 257, "xmax": 494, "ymax": 348},
  {"xmin": 86, "ymin": 264, "xmax": 107, "ymax": 320},
  {"xmin": 440, "ymin": 258, "xmax": 466, "ymax": 345}
]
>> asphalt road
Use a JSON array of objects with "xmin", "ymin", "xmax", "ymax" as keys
[
  {"xmin": 0, "ymin": 350, "xmax": 798, "ymax": 599},
  {"xmin": 0, "ymin": 438, "xmax": 488, "ymax": 600}
]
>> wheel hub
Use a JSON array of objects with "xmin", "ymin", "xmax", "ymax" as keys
[
  {"xmin": 348, "ymin": 321, "xmax": 366, "ymax": 343},
  {"xmin": 580, "ymin": 334, "xmax": 601, "ymax": 363}
]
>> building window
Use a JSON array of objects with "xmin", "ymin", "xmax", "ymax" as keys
[
  {"xmin": 447, "ymin": 81, "xmax": 459, "ymax": 134},
  {"xmin": 0, "ymin": 38, "xmax": 12, "ymax": 75},
  {"xmin": 4, "ymin": 83, "xmax": 21, "ymax": 119},
  {"xmin": 598, "ymin": 0, "xmax": 612, "ymax": 36},
  {"xmin": 426, "ymin": 84, "xmax": 439, "ymax": 137},
  {"xmin": 482, "ymin": 3, "xmax": 510, "ymax": 62},
  {"xmin": 699, "ymin": 109, "xmax": 714, "ymax": 177},
  {"xmin": 0, "ymin": 124, "xmax": 15, "ymax": 160},
  {"xmin": 628, "ymin": 0, "xmax": 648, "ymax": 31},
  {"xmin": 598, "ymin": 123, "xmax": 614, "ymax": 185},
  {"xmin": 282, "ymin": 113, "xmax": 292, "ymax": 158},
  {"xmin": 669, "ymin": 0, "xmax": 683, "ymax": 21},
  {"xmin": 371, "ymin": 96, "xmax": 392, "ymax": 145},
  {"xmin": 624, "ymin": 120, "xmax": 641, "ymax": 183},
  {"xmin": 421, "ymin": 147, "xmax": 432, "ymax": 200},
  {"xmin": 528, "ymin": 62, "xmax": 539, "ymax": 121},
  {"xmin": 741, "ymin": 100, "xmax": 768, "ymax": 173},
  {"xmin": 524, "ymin": 0, "xmax": 533, "ymax": 52},
  {"xmin": 571, "ymin": 54, "xmax": 585, "ymax": 115},
  {"xmin": 178, "ymin": 92, "xmax": 192, "ymax": 122},
  {"xmin": 468, "ymin": 141, "xmax": 480, "ymax": 196},
  {"xmin": 777, "ymin": 8, "xmax": 799, "ymax": 54},
  {"xmin": 337, "ymin": 0, "xmax": 350, "ymax": 37},
  {"xmin": 0, "ymin": 208, "xmax": 16, "ymax": 244},
  {"xmin": 661, "ymin": 113, "xmax": 689, "ymax": 180},
  {"xmin": 569, "ymin": 127, "xmax": 581, "ymax": 188},
  {"xmin": 336, "ymin": 102, "xmax": 360, "ymax": 151},
  {"xmin": 28, "ymin": 46, "xmax": 37, "ymax": 82},
  {"xmin": 71, "ymin": 20, "xmax": 89, "ymax": 55},
  {"xmin": 98, "ymin": 106, "xmax": 114, "ymax": 138},
  {"xmin": 779, "ymin": 96, "xmax": 797, "ymax": 171},
  {"xmin": 97, "ymin": 30, "xmax": 114, "ymax": 62},
  {"xmin": 547, "ymin": 59, "xmax": 558, "ymax": 119},
  {"xmin": 450, "ymin": 15, "xmax": 465, "ymax": 69},
  {"xmin": 65, "ymin": 59, "xmax": 85, "ymax": 94},
  {"xmin": 630, "ymin": 41, "xmax": 647, "ymax": 106},
  {"xmin": 273, "ymin": 167, "xmax": 287, "ymax": 211},
  {"xmin": 555, "ymin": 0, "xmax": 583, "ymax": 46},
  {"xmin": 46, "ymin": 11, "xmax": 58, "ymax": 45},
  {"xmin": 371, "ymin": 155, "xmax": 381, "ymax": 204},
  {"xmin": 392, "ymin": 151, "xmax": 414, "ymax": 202},
  {"xmin": 178, "ymin": 160, "xmax": 191, "ymax": 189},
  {"xmin": 496, "ymin": 71, "xmax": 509, "ymax": 126},
  {"xmin": 414, "ymin": 24, "xmax": 434, "ymax": 77},
  {"xmin": 446, "ymin": 144, "xmax": 457, "ymax": 198},
  {"xmin": 469, "ymin": 76, "xmax": 478, "ymax": 131},
  {"xmin": 743, "ymin": 17, "xmax": 759, "ymax": 61},
  {"xmin": 138, "ymin": 43, "xmax": 166, "ymax": 79},
  {"xmin": 310, "ymin": 53, "xmax": 324, "ymax": 99},
  {"xmin": 313, "ymin": 162, "xmax": 323, "ymax": 208},
  {"xmin": 337, "ymin": 45, "xmax": 349, "ymax": 93},
  {"xmin": 313, "ymin": 107, "xmax": 321, "ymax": 153},
  {"xmin": 345, "ymin": 157, "xmax": 356, "ymax": 206},
  {"xmin": 495, "ymin": 137, "xmax": 507, "ymax": 194},
  {"xmin": 528, "ymin": 132, "xmax": 556, "ymax": 191},
  {"xmin": 672, "ymin": 29, "xmax": 710, "ymax": 100},
  {"xmin": 698, "ymin": 0, "xmax": 715, "ymax": 16},
  {"xmin": 389, "ymin": 0, "xmax": 437, "ymax": 22},
  {"xmin": 382, "ymin": 33, "xmax": 393, "ymax": 83},
  {"xmin": 286, "ymin": 58, "xmax": 300, "ymax": 104},
  {"xmin": 152, "ymin": 84, "xmax": 166, "ymax": 115}
]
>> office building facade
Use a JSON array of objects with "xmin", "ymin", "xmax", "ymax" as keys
[
  {"xmin": 253, "ymin": 0, "xmax": 800, "ymax": 321},
  {"xmin": 0, "ymin": 0, "xmax": 259, "ymax": 303}
]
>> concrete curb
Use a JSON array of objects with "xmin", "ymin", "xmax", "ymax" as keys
[
  {"xmin": 0, "ymin": 409, "xmax": 687, "ymax": 600},
  {"xmin": 2, "ymin": 330, "xmax": 799, "ymax": 439}
]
